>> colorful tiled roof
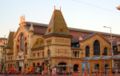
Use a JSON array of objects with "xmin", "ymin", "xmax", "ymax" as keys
[
  {"xmin": 45, "ymin": 9, "xmax": 70, "ymax": 35},
  {"xmin": 24, "ymin": 21, "xmax": 120, "ymax": 43},
  {"xmin": 25, "ymin": 21, "xmax": 120, "ymax": 37},
  {"xmin": 32, "ymin": 38, "xmax": 44, "ymax": 50},
  {"xmin": 26, "ymin": 22, "xmax": 47, "ymax": 35}
]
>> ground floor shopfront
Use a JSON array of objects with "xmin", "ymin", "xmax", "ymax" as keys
[{"xmin": 4, "ymin": 56, "xmax": 113, "ymax": 76}]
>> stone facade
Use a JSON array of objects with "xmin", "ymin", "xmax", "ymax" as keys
[
  {"xmin": 0, "ymin": 38, "xmax": 7, "ymax": 72},
  {"xmin": 5, "ymin": 9, "xmax": 120, "ymax": 75}
]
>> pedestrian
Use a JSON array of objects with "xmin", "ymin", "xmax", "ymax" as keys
[{"xmin": 52, "ymin": 67, "xmax": 57, "ymax": 76}]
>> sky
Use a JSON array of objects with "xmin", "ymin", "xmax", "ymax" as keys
[{"xmin": 0, "ymin": 0, "xmax": 120, "ymax": 37}]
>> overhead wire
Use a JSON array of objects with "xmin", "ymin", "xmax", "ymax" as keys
[{"xmin": 70, "ymin": 0, "xmax": 115, "ymax": 13}]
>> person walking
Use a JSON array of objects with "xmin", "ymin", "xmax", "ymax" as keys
[{"xmin": 52, "ymin": 67, "xmax": 57, "ymax": 76}]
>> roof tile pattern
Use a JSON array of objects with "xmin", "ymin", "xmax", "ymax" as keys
[
  {"xmin": 45, "ymin": 9, "xmax": 70, "ymax": 35},
  {"xmin": 26, "ymin": 22, "xmax": 47, "ymax": 35},
  {"xmin": 7, "ymin": 32, "xmax": 15, "ymax": 49}
]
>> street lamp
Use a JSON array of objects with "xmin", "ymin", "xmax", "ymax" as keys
[
  {"xmin": 103, "ymin": 26, "xmax": 113, "ymax": 56},
  {"xmin": 103, "ymin": 26, "xmax": 114, "ymax": 72},
  {"xmin": 47, "ymin": 46, "xmax": 51, "ymax": 76}
]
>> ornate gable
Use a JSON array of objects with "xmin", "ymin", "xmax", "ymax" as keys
[
  {"xmin": 32, "ymin": 38, "xmax": 44, "ymax": 50},
  {"xmin": 80, "ymin": 33, "xmax": 110, "ymax": 44}
]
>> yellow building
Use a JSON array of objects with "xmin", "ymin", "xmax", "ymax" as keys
[
  {"xmin": 6, "ymin": 32, "xmax": 14, "ymax": 72},
  {"xmin": 6, "ymin": 9, "xmax": 120, "ymax": 75}
]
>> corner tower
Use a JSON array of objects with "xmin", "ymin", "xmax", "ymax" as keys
[
  {"xmin": 44, "ymin": 9, "xmax": 72, "ymax": 69},
  {"xmin": 45, "ymin": 9, "xmax": 71, "ymax": 37}
]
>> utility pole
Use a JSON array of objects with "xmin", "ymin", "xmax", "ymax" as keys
[{"xmin": 47, "ymin": 46, "xmax": 51, "ymax": 76}]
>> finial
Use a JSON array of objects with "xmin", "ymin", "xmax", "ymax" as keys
[{"xmin": 20, "ymin": 15, "xmax": 25, "ymax": 23}]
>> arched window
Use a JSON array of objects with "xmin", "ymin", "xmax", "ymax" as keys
[
  {"xmin": 94, "ymin": 64, "xmax": 99, "ymax": 70},
  {"xmin": 42, "ymin": 51, "xmax": 44, "ymax": 58},
  {"xmin": 93, "ymin": 40, "xmax": 100, "ymax": 56},
  {"xmin": 48, "ymin": 48, "xmax": 50, "ymax": 57},
  {"xmin": 105, "ymin": 64, "xmax": 109, "ymax": 69},
  {"xmin": 20, "ymin": 33, "xmax": 24, "ymax": 51},
  {"xmin": 37, "ymin": 52, "xmax": 40, "ymax": 57},
  {"xmin": 103, "ymin": 47, "xmax": 108, "ymax": 56},
  {"xmin": 85, "ymin": 46, "xmax": 90, "ymax": 57},
  {"xmin": 37, "ymin": 63, "xmax": 40, "ymax": 66},
  {"xmin": 33, "ymin": 62, "xmax": 35, "ymax": 67},
  {"xmin": 58, "ymin": 62, "xmax": 67, "ymax": 71},
  {"xmin": 74, "ymin": 51, "xmax": 77, "ymax": 57},
  {"xmin": 25, "ymin": 42, "xmax": 27, "ymax": 54}
]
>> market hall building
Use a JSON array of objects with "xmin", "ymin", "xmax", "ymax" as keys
[{"xmin": 5, "ymin": 9, "xmax": 120, "ymax": 75}]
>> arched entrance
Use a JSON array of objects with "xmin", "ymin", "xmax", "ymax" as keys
[
  {"xmin": 73, "ymin": 64, "xmax": 79, "ymax": 72},
  {"xmin": 16, "ymin": 61, "xmax": 23, "ymax": 72},
  {"xmin": 57, "ymin": 62, "xmax": 67, "ymax": 73}
]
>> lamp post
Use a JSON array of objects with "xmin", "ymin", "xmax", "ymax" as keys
[
  {"xmin": 47, "ymin": 46, "xmax": 51, "ymax": 76},
  {"xmin": 103, "ymin": 26, "xmax": 113, "ymax": 56},
  {"xmin": 103, "ymin": 26, "xmax": 114, "ymax": 75}
]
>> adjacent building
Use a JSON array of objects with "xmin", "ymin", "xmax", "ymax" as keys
[{"xmin": 0, "ymin": 38, "xmax": 7, "ymax": 72}]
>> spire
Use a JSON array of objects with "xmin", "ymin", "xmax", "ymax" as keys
[
  {"xmin": 19, "ymin": 15, "xmax": 25, "ymax": 24},
  {"xmin": 45, "ymin": 9, "xmax": 70, "ymax": 36},
  {"xmin": 19, "ymin": 15, "xmax": 26, "ymax": 27}
]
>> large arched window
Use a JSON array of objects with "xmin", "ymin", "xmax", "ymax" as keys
[
  {"xmin": 85, "ymin": 46, "xmax": 90, "ymax": 57},
  {"xmin": 48, "ymin": 48, "xmax": 50, "ymax": 57},
  {"xmin": 93, "ymin": 40, "xmax": 100, "ymax": 56},
  {"xmin": 103, "ymin": 47, "xmax": 108, "ymax": 56},
  {"xmin": 20, "ymin": 33, "xmax": 24, "ymax": 51},
  {"xmin": 25, "ymin": 42, "xmax": 27, "ymax": 54}
]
